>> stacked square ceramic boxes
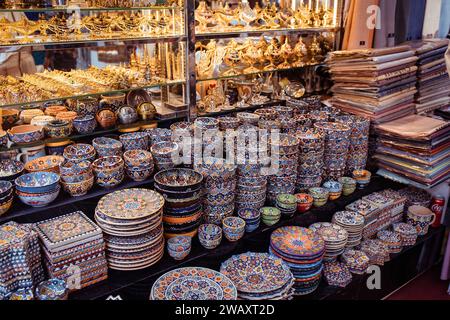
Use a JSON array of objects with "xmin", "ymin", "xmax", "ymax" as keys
[
  {"xmin": 345, "ymin": 199, "xmax": 381, "ymax": 239},
  {"xmin": 94, "ymin": 189, "xmax": 165, "ymax": 271},
  {"xmin": 378, "ymin": 189, "xmax": 407, "ymax": 224},
  {"xmin": 362, "ymin": 192, "xmax": 395, "ymax": 232},
  {"xmin": 295, "ymin": 127, "xmax": 325, "ymax": 192},
  {"xmin": 267, "ymin": 134, "xmax": 299, "ymax": 205},
  {"xmin": 0, "ymin": 222, "xmax": 44, "ymax": 299},
  {"xmin": 313, "ymin": 122, "xmax": 351, "ymax": 180},
  {"xmin": 34, "ymin": 211, "xmax": 108, "ymax": 289}
]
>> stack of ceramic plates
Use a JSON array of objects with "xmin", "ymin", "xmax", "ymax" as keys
[
  {"xmin": 323, "ymin": 261, "xmax": 352, "ymax": 288},
  {"xmin": 0, "ymin": 222, "xmax": 44, "ymax": 299},
  {"xmin": 332, "ymin": 211, "xmax": 364, "ymax": 247},
  {"xmin": 376, "ymin": 230, "xmax": 402, "ymax": 254},
  {"xmin": 34, "ymin": 211, "xmax": 108, "ymax": 289},
  {"xmin": 335, "ymin": 115, "xmax": 370, "ymax": 174},
  {"xmin": 345, "ymin": 199, "xmax": 381, "ymax": 239},
  {"xmin": 276, "ymin": 194, "xmax": 297, "ymax": 218},
  {"xmin": 392, "ymin": 222, "xmax": 418, "ymax": 246},
  {"xmin": 269, "ymin": 226, "xmax": 325, "ymax": 295},
  {"xmin": 295, "ymin": 127, "xmax": 325, "ymax": 192},
  {"xmin": 340, "ymin": 249, "xmax": 370, "ymax": 274},
  {"xmin": 267, "ymin": 134, "xmax": 299, "ymax": 205},
  {"xmin": 150, "ymin": 267, "xmax": 237, "ymax": 300},
  {"xmin": 235, "ymin": 161, "xmax": 267, "ymax": 211},
  {"xmin": 357, "ymin": 239, "xmax": 390, "ymax": 266},
  {"xmin": 309, "ymin": 222, "xmax": 348, "ymax": 261},
  {"xmin": 314, "ymin": 122, "xmax": 351, "ymax": 180},
  {"xmin": 220, "ymin": 252, "xmax": 294, "ymax": 300},
  {"xmin": 194, "ymin": 157, "xmax": 236, "ymax": 225},
  {"xmin": 94, "ymin": 188, "xmax": 165, "ymax": 271},
  {"xmin": 154, "ymin": 168, "xmax": 203, "ymax": 238}
]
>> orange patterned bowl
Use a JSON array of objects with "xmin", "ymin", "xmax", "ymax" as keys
[{"xmin": 25, "ymin": 155, "xmax": 65, "ymax": 173}]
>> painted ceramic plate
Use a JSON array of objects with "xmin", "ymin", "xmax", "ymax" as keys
[
  {"xmin": 332, "ymin": 211, "xmax": 364, "ymax": 226},
  {"xmin": 309, "ymin": 222, "xmax": 348, "ymax": 243},
  {"xmin": 150, "ymin": 267, "xmax": 237, "ymax": 300},
  {"xmin": 220, "ymin": 252, "xmax": 293, "ymax": 294},
  {"xmin": 270, "ymin": 226, "xmax": 325, "ymax": 258},
  {"xmin": 96, "ymin": 188, "xmax": 164, "ymax": 220}
]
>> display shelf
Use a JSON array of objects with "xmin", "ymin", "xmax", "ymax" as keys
[
  {"xmin": 0, "ymin": 35, "xmax": 187, "ymax": 52},
  {"xmin": 197, "ymin": 99, "xmax": 283, "ymax": 118},
  {"xmin": 0, "ymin": 177, "xmax": 154, "ymax": 224},
  {"xmin": 0, "ymin": 80, "xmax": 186, "ymax": 109},
  {"xmin": 196, "ymin": 26, "xmax": 340, "ymax": 40},
  {"xmin": 0, "ymin": 115, "xmax": 187, "ymax": 152},
  {"xmin": 69, "ymin": 176, "xmax": 396, "ymax": 300},
  {"xmin": 0, "ymin": 6, "xmax": 183, "ymax": 13}
]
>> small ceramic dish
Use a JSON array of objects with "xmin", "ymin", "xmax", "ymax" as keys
[{"xmin": 35, "ymin": 279, "xmax": 68, "ymax": 300}]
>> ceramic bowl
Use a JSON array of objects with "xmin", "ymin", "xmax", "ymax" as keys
[
  {"xmin": 63, "ymin": 143, "xmax": 96, "ymax": 163},
  {"xmin": 352, "ymin": 169, "xmax": 371, "ymax": 188},
  {"xmin": 194, "ymin": 157, "xmax": 236, "ymax": 180},
  {"xmin": 96, "ymin": 109, "xmax": 117, "ymax": 129},
  {"xmin": 2, "ymin": 109, "xmax": 19, "ymax": 129},
  {"xmin": 222, "ymin": 217, "xmax": 246, "ymax": 242},
  {"xmin": 92, "ymin": 137, "xmax": 122, "ymax": 158},
  {"xmin": 218, "ymin": 117, "xmax": 241, "ymax": 130},
  {"xmin": 125, "ymin": 166, "xmax": 153, "ymax": 182},
  {"xmin": 120, "ymin": 132, "xmax": 149, "ymax": 151},
  {"xmin": 0, "ymin": 160, "xmax": 25, "ymax": 181},
  {"xmin": 323, "ymin": 180, "xmax": 343, "ymax": 200},
  {"xmin": 194, "ymin": 117, "xmax": 219, "ymax": 131},
  {"xmin": 260, "ymin": 207, "xmax": 281, "ymax": 226},
  {"xmin": 0, "ymin": 194, "xmax": 13, "ymax": 216},
  {"xmin": 55, "ymin": 111, "xmax": 78, "ymax": 123},
  {"xmin": 45, "ymin": 105, "xmax": 67, "ymax": 117},
  {"xmin": 145, "ymin": 128, "xmax": 172, "ymax": 145},
  {"xmin": 116, "ymin": 105, "xmax": 138, "ymax": 125},
  {"xmin": 0, "ymin": 180, "xmax": 13, "ymax": 199},
  {"xmin": 43, "ymin": 119, "xmax": 72, "ymax": 138},
  {"xmin": 237, "ymin": 112, "xmax": 260, "ymax": 125},
  {"xmin": 15, "ymin": 172, "xmax": 60, "ymax": 193},
  {"xmin": 198, "ymin": 224, "xmax": 222, "ymax": 249},
  {"xmin": 154, "ymin": 168, "xmax": 203, "ymax": 192},
  {"xmin": 92, "ymin": 156, "xmax": 124, "ymax": 188},
  {"xmin": 123, "ymin": 149, "xmax": 153, "ymax": 167},
  {"xmin": 17, "ymin": 184, "xmax": 60, "ymax": 207},
  {"xmin": 73, "ymin": 115, "xmax": 97, "ymax": 134},
  {"xmin": 31, "ymin": 115, "xmax": 55, "ymax": 127},
  {"xmin": 61, "ymin": 175, "xmax": 94, "ymax": 197},
  {"xmin": 167, "ymin": 236, "xmax": 192, "ymax": 261},
  {"xmin": 237, "ymin": 208, "xmax": 260, "ymax": 232},
  {"xmin": 308, "ymin": 187, "xmax": 329, "ymax": 207},
  {"xmin": 25, "ymin": 155, "xmax": 65, "ymax": 174},
  {"xmin": 20, "ymin": 109, "xmax": 44, "ymax": 124},
  {"xmin": 295, "ymin": 193, "xmax": 313, "ymax": 213},
  {"xmin": 338, "ymin": 177, "xmax": 357, "ymax": 196},
  {"xmin": 151, "ymin": 141, "xmax": 179, "ymax": 158},
  {"xmin": 7, "ymin": 125, "xmax": 44, "ymax": 145},
  {"xmin": 35, "ymin": 279, "xmax": 68, "ymax": 300},
  {"xmin": 59, "ymin": 160, "xmax": 92, "ymax": 183},
  {"xmin": 254, "ymin": 107, "xmax": 277, "ymax": 120}
]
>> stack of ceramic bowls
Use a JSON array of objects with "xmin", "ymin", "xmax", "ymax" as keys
[
  {"xmin": 335, "ymin": 115, "xmax": 370, "ymax": 174},
  {"xmin": 237, "ymin": 112, "xmax": 260, "ymax": 125},
  {"xmin": 235, "ymin": 161, "xmax": 267, "ymax": 211},
  {"xmin": 123, "ymin": 150, "xmax": 154, "ymax": 182},
  {"xmin": 166, "ymin": 236, "xmax": 192, "ymax": 261},
  {"xmin": 357, "ymin": 239, "xmax": 390, "ymax": 266},
  {"xmin": 15, "ymin": 172, "xmax": 60, "ymax": 207},
  {"xmin": 314, "ymin": 122, "xmax": 351, "ymax": 180},
  {"xmin": 145, "ymin": 128, "xmax": 172, "ymax": 146},
  {"xmin": 59, "ymin": 160, "xmax": 94, "ymax": 197},
  {"xmin": 34, "ymin": 211, "xmax": 108, "ymax": 289},
  {"xmin": 308, "ymin": 187, "xmax": 329, "ymax": 207},
  {"xmin": 94, "ymin": 188, "xmax": 165, "ymax": 271},
  {"xmin": 309, "ymin": 222, "xmax": 348, "ymax": 261},
  {"xmin": 276, "ymin": 194, "xmax": 297, "ymax": 218},
  {"xmin": 194, "ymin": 157, "xmax": 236, "ymax": 225},
  {"xmin": 0, "ymin": 181, "xmax": 14, "ymax": 216},
  {"xmin": 154, "ymin": 168, "xmax": 203, "ymax": 238},
  {"xmin": 392, "ymin": 222, "xmax": 418, "ymax": 246},
  {"xmin": 332, "ymin": 211, "xmax": 364, "ymax": 248},
  {"xmin": 170, "ymin": 121, "xmax": 194, "ymax": 139},
  {"xmin": 352, "ymin": 169, "xmax": 372, "ymax": 189},
  {"xmin": 119, "ymin": 132, "xmax": 149, "ymax": 152},
  {"xmin": 198, "ymin": 224, "xmax": 222, "ymax": 249},
  {"xmin": 63, "ymin": 143, "xmax": 96, "ymax": 163},
  {"xmin": 269, "ymin": 226, "xmax": 325, "ymax": 295},
  {"xmin": 92, "ymin": 137, "xmax": 123, "ymax": 157},
  {"xmin": 295, "ymin": 127, "xmax": 324, "ymax": 192},
  {"xmin": 274, "ymin": 106, "xmax": 294, "ymax": 120},
  {"xmin": 376, "ymin": 230, "xmax": 402, "ymax": 253},
  {"xmin": 217, "ymin": 117, "xmax": 241, "ymax": 131},
  {"xmin": 150, "ymin": 267, "xmax": 237, "ymax": 300},
  {"xmin": 237, "ymin": 208, "xmax": 261, "ymax": 233},
  {"xmin": 340, "ymin": 249, "xmax": 370, "ymax": 274},
  {"xmin": 222, "ymin": 216, "xmax": 246, "ymax": 242},
  {"xmin": 260, "ymin": 207, "xmax": 281, "ymax": 226},
  {"xmin": 151, "ymin": 142, "xmax": 180, "ymax": 171},
  {"xmin": 194, "ymin": 117, "xmax": 219, "ymax": 132},
  {"xmin": 295, "ymin": 193, "xmax": 313, "ymax": 213},
  {"xmin": 322, "ymin": 261, "xmax": 352, "ymax": 288},
  {"xmin": 220, "ymin": 252, "xmax": 295, "ymax": 300},
  {"xmin": 267, "ymin": 134, "xmax": 299, "ymax": 204},
  {"xmin": 92, "ymin": 156, "xmax": 124, "ymax": 188},
  {"xmin": 323, "ymin": 180, "xmax": 343, "ymax": 200},
  {"xmin": 338, "ymin": 177, "xmax": 357, "ymax": 196}
]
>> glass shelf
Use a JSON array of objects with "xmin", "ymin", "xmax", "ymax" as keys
[
  {"xmin": 0, "ymin": 6, "xmax": 183, "ymax": 13},
  {"xmin": 196, "ymin": 26, "xmax": 339, "ymax": 40},
  {"xmin": 0, "ymin": 80, "xmax": 186, "ymax": 109},
  {"xmin": 197, "ymin": 63, "xmax": 322, "ymax": 82}
]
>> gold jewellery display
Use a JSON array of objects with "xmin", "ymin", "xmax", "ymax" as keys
[
  {"xmin": 195, "ymin": 0, "xmax": 338, "ymax": 34},
  {"xmin": 195, "ymin": 34, "xmax": 334, "ymax": 80}
]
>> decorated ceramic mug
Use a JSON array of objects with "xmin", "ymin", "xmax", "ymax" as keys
[{"xmin": 406, "ymin": 205, "xmax": 436, "ymax": 236}]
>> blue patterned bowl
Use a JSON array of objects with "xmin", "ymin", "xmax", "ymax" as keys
[
  {"xmin": 59, "ymin": 160, "xmax": 93, "ymax": 183},
  {"xmin": 35, "ymin": 279, "xmax": 68, "ymax": 300},
  {"xmin": 222, "ymin": 217, "xmax": 246, "ymax": 242},
  {"xmin": 92, "ymin": 156, "xmax": 124, "ymax": 188},
  {"xmin": 145, "ymin": 128, "xmax": 172, "ymax": 145},
  {"xmin": 17, "ymin": 184, "xmax": 60, "ymax": 207},
  {"xmin": 7, "ymin": 125, "xmax": 44, "ymax": 145},
  {"xmin": 63, "ymin": 143, "xmax": 96, "ymax": 163},
  {"xmin": 92, "ymin": 137, "xmax": 122, "ymax": 157},
  {"xmin": 0, "ymin": 180, "xmax": 13, "ymax": 198},
  {"xmin": 198, "ymin": 224, "xmax": 222, "ymax": 249},
  {"xmin": 73, "ymin": 115, "xmax": 97, "ymax": 134},
  {"xmin": 120, "ymin": 132, "xmax": 149, "ymax": 151},
  {"xmin": 0, "ymin": 160, "xmax": 24, "ymax": 181},
  {"xmin": 154, "ymin": 168, "xmax": 203, "ymax": 192},
  {"xmin": 15, "ymin": 172, "xmax": 60, "ymax": 193}
]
